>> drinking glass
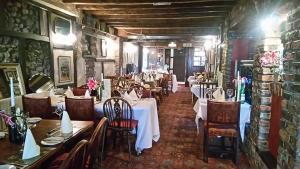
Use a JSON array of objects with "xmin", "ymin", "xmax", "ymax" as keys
[
  {"xmin": 226, "ymin": 89, "xmax": 234, "ymax": 99},
  {"xmin": 206, "ymin": 89, "xmax": 213, "ymax": 100},
  {"xmin": 137, "ymin": 90, "xmax": 143, "ymax": 100}
]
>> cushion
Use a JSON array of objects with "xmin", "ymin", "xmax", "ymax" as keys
[{"xmin": 111, "ymin": 119, "xmax": 138, "ymax": 129}]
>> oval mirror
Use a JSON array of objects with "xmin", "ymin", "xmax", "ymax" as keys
[{"xmin": 28, "ymin": 74, "xmax": 54, "ymax": 93}]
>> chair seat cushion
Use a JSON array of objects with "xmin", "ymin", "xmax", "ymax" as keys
[
  {"xmin": 111, "ymin": 119, "xmax": 138, "ymax": 129},
  {"xmin": 208, "ymin": 128, "xmax": 238, "ymax": 137}
]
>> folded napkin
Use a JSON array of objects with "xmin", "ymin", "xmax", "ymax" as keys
[
  {"xmin": 65, "ymin": 87, "xmax": 74, "ymax": 97},
  {"xmin": 22, "ymin": 129, "xmax": 40, "ymax": 160},
  {"xmin": 61, "ymin": 111, "xmax": 73, "ymax": 135},
  {"xmin": 84, "ymin": 90, "xmax": 90, "ymax": 98},
  {"xmin": 129, "ymin": 90, "xmax": 139, "ymax": 101},
  {"xmin": 49, "ymin": 89, "xmax": 55, "ymax": 97},
  {"xmin": 213, "ymin": 88, "xmax": 225, "ymax": 101},
  {"xmin": 123, "ymin": 92, "xmax": 134, "ymax": 105}
]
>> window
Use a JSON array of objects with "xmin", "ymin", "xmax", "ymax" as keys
[{"xmin": 193, "ymin": 48, "xmax": 206, "ymax": 66}]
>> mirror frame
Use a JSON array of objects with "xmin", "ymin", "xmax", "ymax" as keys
[{"xmin": 0, "ymin": 63, "xmax": 26, "ymax": 99}]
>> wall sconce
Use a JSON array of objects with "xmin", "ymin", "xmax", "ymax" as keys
[{"xmin": 168, "ymin": 42, "xmax": 177, "ymax": 48}]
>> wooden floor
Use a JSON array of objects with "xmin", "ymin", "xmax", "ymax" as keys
[{"xmin": 101, "ymin": 86, "xmax": 250, "ymax": 169}]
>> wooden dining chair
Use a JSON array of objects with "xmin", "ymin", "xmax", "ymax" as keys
[
  {"xmin": 103, "ymin": 97, "xmax": 138, "ymax": 162},
  {"xmin": 130, "ymin": 84, "xmax": 151, "ymax": 98},
  {"xmin": 22, "ymin": 96, "xmax": 55, "ymax": 119},
  {"xmin": 59, "ymin": 140, "xmax": 89, "ymax": 169},
  {"xmin": 65, "ymin": 97, "xmax": 95, "ymax": 121},
  {"xmin": 86, "ymin": 117, "xmax": 108, "ymax": 169},
  {"xmin": 204, "ymin": 100, "xmax": 240, "ymax": 164},
  {"xmin": 73, "ymin": 87, "xmax": 88, "ymax": 96}
]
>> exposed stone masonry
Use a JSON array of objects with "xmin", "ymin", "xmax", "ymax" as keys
[
  {"xmin": 0, "ymin": 36, "xmax": 19, "ymax": 63},
  {"xmin": 0, "ymin": 0, "xmax": 40, "ymax": 34}
]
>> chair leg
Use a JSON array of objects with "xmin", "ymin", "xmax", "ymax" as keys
[
  {"xmin": 112, "ymin": 131, "xmax": 116, "ymax": 149},
  {"xmin": 203, "ymin": 130, "xmax": 208, "ymax": 162},
  {"xmin": 234, "ymin": 137, "xmax": 240, "ymax": 165},
  {"xmin": 127, "ymin": 132, "xmax": 131, "ymax": 162}
]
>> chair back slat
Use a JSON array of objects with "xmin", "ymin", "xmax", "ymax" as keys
[
  {"xmin": 65, "ymin": 97, "xmax": 95, "ymax": 121},
  {"xmin": 22, "ymin": 96, "xmax": 54, "ymax": 119},
  {"xmin": 59, "ymin": 140, "xmax": 89, "ymax": 169},
  {"xmin": 207, "ymin": 100, "xmax": 240, "ymax": 125},
  {"xmin": 103, "ymin": 97, "xmax": 133, "ymax": 130},
  {"xmin": 87, "ymin": 117, "xmax": 108, "ymax": 169}
]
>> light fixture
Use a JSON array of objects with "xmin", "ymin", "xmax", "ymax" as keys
[
  {"xmin": 260, "ymin": 15, "xmax": 280, "ymax": 34},
  {"xmin": 204, "ymin": 40, "xmax": 212, "ymax": 50},
  {"xmin": 168, "ymin": 42, "xmax": 176, "ymax": 48},
  {"xmin": 153, "ymin": 2, "xmax": 171, "ymax": 6}
]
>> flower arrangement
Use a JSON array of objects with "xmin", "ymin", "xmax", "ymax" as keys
[
  {"xmin": 260, "ymin": 51, "xmax": 279, "ymax": 66},
  {"xmin": 0, "ymin": 110, "xmax": 14, "ymax": 126},
  {"xmin": 87, "ymin": 78, "xmax": 98, "ymax": 91}
]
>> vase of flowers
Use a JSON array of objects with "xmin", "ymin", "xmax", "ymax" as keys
[{"xmin": 87, "ymin": 78, "xmax": 98, "ymax": 97}]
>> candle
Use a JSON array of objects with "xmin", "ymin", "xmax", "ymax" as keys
[
  {"xmin": 100, "ymin": 73, "xmax": 104, "ymax": 81},
  {"xmin": 10, "ymin": 77, "xmax": 15, "ymax": 107}
]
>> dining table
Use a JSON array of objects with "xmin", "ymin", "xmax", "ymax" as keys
[
  {"xmin": 193, "ymin": 98, "xmax": 251, "ymax": 142},
  {"xmin": 53, "ymin": 96, "xmax": 160, "ymax": 154},
  {"xmin": 0, "ymin": 120, "xmax": 94, "ymax": 169}
]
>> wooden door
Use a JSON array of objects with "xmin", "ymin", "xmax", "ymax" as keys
[{"xmin": 173, "ymin": 49, "xmax": 186, "ymax": 82}]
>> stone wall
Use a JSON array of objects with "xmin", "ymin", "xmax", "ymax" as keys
[
  {"xmin": 24, "ymin": 40, "xmax": 51, "ymax": 77},
  {"xmin": 278, "ymin": 3, "xmax": 300, "ymax": 169},
  {"xmin": 0, "ymin": 36, "xmax": 19, "ymax": 63},
  {"xmin": 0, "ymin": 0, "xmax": 40, "ymax": 34}
]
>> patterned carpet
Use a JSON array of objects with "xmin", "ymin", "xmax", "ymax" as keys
[{"xmin": 102, "ymin": 86, "xmax": 250, "ymax": 169}]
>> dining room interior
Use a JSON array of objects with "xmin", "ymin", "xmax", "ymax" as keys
[{"xmin": 0, "ymin": 0, "xmax": 299, "ymax": 169}]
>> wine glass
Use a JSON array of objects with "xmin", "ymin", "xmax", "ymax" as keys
[
  {"xmin": 206, "ymin": 89, "xmax": 213, "ymax": 100},
  {"xmin": 226, "ymin": 89, "xmax": 234, "ymax": 100}
]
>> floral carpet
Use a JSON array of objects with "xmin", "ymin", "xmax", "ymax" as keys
[{"xmin": 102, "ymin": 86, "xmax": 250, "ymax": 169}]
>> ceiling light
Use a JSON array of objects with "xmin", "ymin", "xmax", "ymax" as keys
[
  {"xmin": 168, "ymin": 42, "xmax": 176, "ymax": 48},
  {"xmin": 153, "ymin": 2, "xmax": 171, "ymax": 6}
]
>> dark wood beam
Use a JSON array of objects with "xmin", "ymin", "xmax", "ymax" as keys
[
  {"xmin": 120, "ymin": 28, "xmax": 219, "ymax": 36},
  {"xmin": 63, "ymin": 0, "xmax": 236, "ymax": 5},
  {"xmin": 99, "ymin": 16, "xmax": 223, "ymax": 22}
]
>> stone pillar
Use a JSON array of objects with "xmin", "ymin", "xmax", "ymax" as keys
[{"xmin": 277, "ymin": 3, "xmax": 300, "ymax": 169}]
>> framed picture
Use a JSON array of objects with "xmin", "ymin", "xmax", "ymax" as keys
[
  {"xmin": 53, "ymin": 49, "xmax": 74, "ymax": 86},
  {"xmin": 0, "ymin": 63, "xmax": 26, "ymax": 99}
]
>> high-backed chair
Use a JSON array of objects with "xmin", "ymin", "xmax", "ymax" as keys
[
  {"xmin": 103, "ymin": 97, "xmax": 138, "ymax": 162},
  {"xmin": 65, "ymin": 97, "xmax": 95, "ymax": 121},
  {"xmin": 204, "ymin": 100, "xmax": 240, "ymax": 164},
  {"xmin": 86, "ymin": 117, "xmax": 108, "ymax": 169},
  {"xmin": 73, "ymin": 87, "xmax": 87, "ymax": 96},
  {"xmin": 22, "ymin": 96, "xmax": 54, "ymax": 119},
  {"xmin": 129, "ymin": 84, "xmax": 151, "ymax": 98},
  {"xmin": 59, "ymin": 140, "xmax": 89, "ymax": 169}
]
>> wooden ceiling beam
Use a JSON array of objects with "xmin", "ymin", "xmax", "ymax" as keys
[
  {"xmin": 63, "ymin": 0, "xmax": 236, "ymax": 5},
  {"xmin": 99, "ymin": 16, "xmax": 224, "ymax": 22},
  {"xmin": 121, "ymin": 28, "xmax": 219, "ymax": 35}
]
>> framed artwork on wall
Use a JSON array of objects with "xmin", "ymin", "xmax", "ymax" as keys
[
  {"xmin": 53, "ymin": 49, "xmax": 74, "ymax": 86},
  {"xmin": 0, "ymin": 63, "xmax": 26, "ymax": 99}
]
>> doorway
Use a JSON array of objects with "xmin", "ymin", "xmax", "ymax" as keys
[{"xmin": 173, "ymin": 49, "xmax": 186, "ymax": 82}]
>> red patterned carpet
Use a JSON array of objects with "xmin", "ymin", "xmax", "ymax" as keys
[{"xmin": 102, "ymin": 86, "xmax": 250, "ymax": 169}]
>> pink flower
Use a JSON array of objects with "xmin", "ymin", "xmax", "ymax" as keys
[
  {"xmin": 87, "ymin": 78, "xmax": 98, "ymax": 90},
  {"xmin": 0, "ymin": 111, "xmax": 14, "ymax": 126}
]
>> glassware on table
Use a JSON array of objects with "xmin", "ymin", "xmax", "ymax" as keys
[
  {"xmin": 206, "ymin": 89, "xmax": 213, "ymax": 100},
  {"xmin": 226, "ymin": 89, "xmax": 234, "ymax": 100},
  {"xmin": 137, "ymin": 90, "xmax": 143, "ymax": 100}
]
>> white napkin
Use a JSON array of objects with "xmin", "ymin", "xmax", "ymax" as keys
[
  {"xmin": 0, "ymin": 165, "xmax": 16, "ymax": 169},
  {"xmin": 65, "ymin": 87, "xmax": 74, "ymax": 97},
  {"xmin": 84, "ymin": 90, "xmax": 90, "ymax": 98},
  {"xmin": 61, "ymin": 111, "xmax": 73, "ymax": 134},
  {"xmin": 129, "ymin": 90, "xmax": 139, "ymax": 101},
  {"xmin": 213, "ymin": 88, "xmax": 225, "ymax": 101},
  {"xmin": 123, "ymin": 92, "xmax": 134, "ymax": 105},
  {"xmin": 49, "ymin": 89, "xmax": 55, "ymax": 97},
  {"xmin": 22, "ymin": 129, "xmax": 40, "ymax": 160}
]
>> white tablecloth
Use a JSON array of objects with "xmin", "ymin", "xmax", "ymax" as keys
[
  {"xmin": 187, "ymin": 76, "xmax": 197, "ymax": 87},
  {"xmin": 55, "ymin": 98, "xmax": 160, "ymax": 152},
  {"xmin": 193, "ymin": 99, "xmax": 251, "ymax": 141},
  {"xmin": 172, "ymin": 74, "xmax": 178, "ymax": 93}
]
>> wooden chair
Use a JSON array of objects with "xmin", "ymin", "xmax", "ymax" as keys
[
  {"xmin": 129, "ymin": 84, "xmax": 151, "ymax": 98},
  {"xmin": 86, "ymin": 117, "xmax": 108, "ymax": 169},
  {"xmin": 22, "ymin": 96, "xmax": 55, "ymax": 119},
  {"xmin": 116, "ymin": 77, "xmax": 128, "ymax": 88},
  {"xmin": 204, "ymin": 100, "xmax": 240, "ymax": 164},
  {"xmin": 65, "ymin": 97, "xmax": 95, "ymax": 121},
  {"xmin": 73, "ymin": 87, "xmax": 88, "ymax": 96},
  {"xmin": 59, "ymin": 140, "xmax": 89, "ymax": 169},
  {"xmin": 111, "ymin": 89, "xmax": 122, "ymax": 97},
  {"xmin": 103, "ymin": 97, "xmax": 138, "ymax": 162}
]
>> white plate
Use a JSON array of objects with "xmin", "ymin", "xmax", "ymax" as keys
[
  {"xmin": 41, "ymin": 137, "xmax": 64, "ymax": 146},
  {"xmin": 0, "ymin": 165, "xmax": 16, "ymax": 169},
  {"xmin": 27, "ymin": 117, "xmax": 42, "ymax": 124}
]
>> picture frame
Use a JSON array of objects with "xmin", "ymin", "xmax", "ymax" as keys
[
  {"xmin": 53, "ymin": 49, "xmax": 74, "ymax": 86},
  {"xmin": 0, "ymin": 63, "xmax": 26, "ymax": 99}
]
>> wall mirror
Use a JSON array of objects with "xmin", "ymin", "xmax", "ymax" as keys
[
  {"xmin": 0, "ymin": 63, "xmax": 26, "ymax": 99},
  {"xmin": 28, "ymin": 73, "xmax": 54, "ymax": 93},
  {"xmin": 54, "ymin": 17, "xmax": 71, "ymax": 35}
]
